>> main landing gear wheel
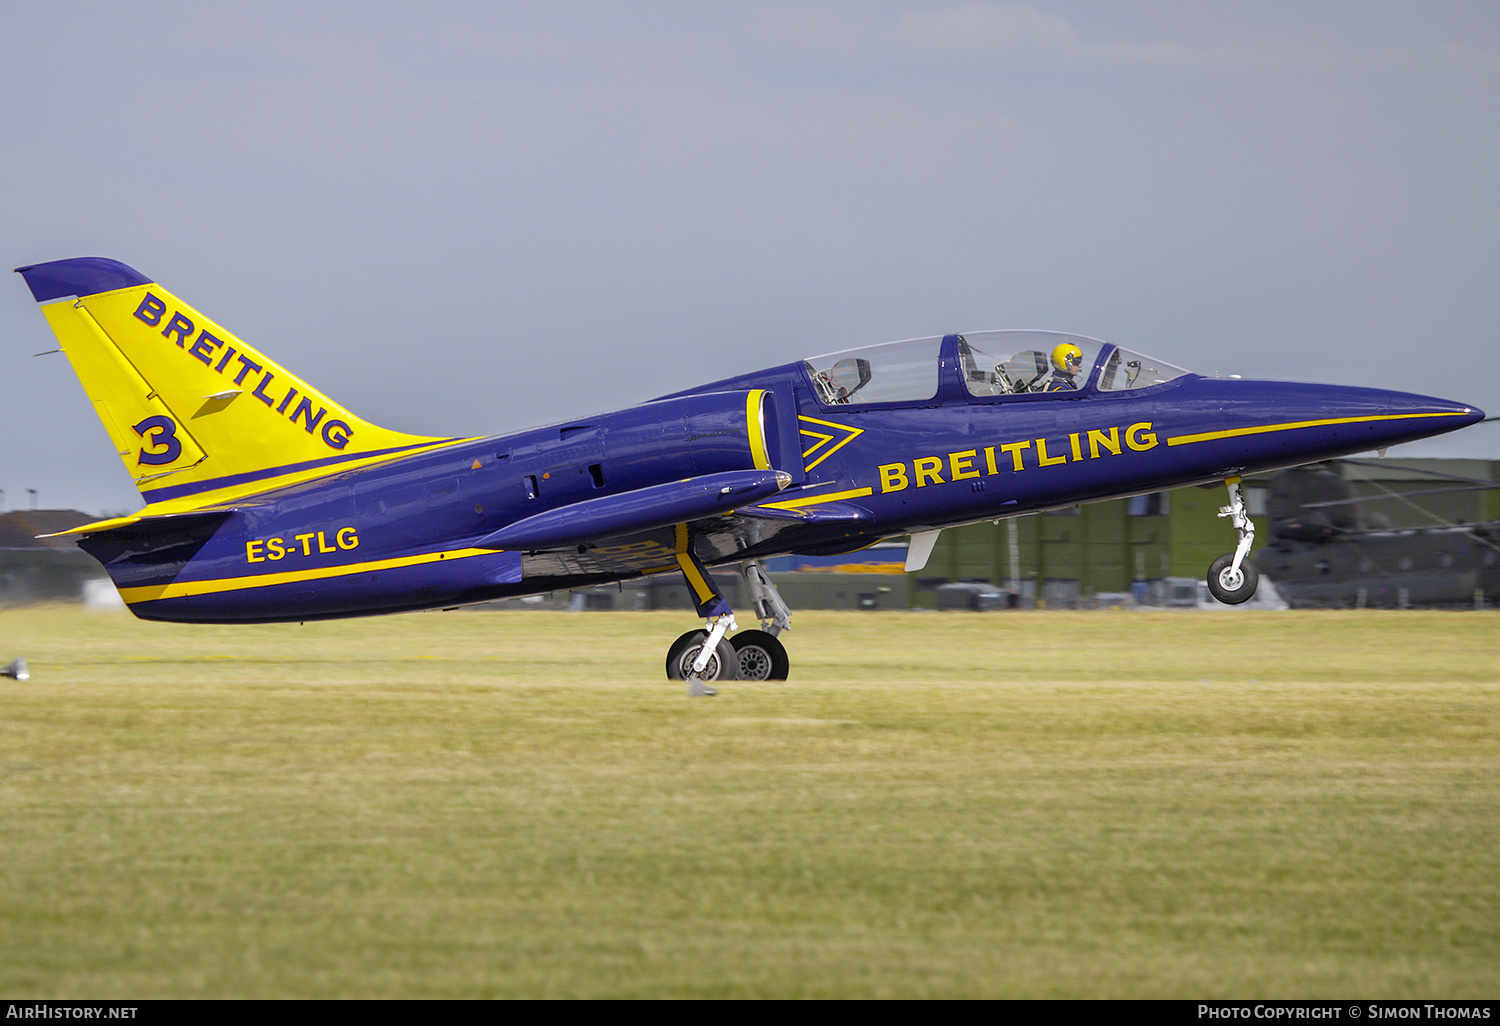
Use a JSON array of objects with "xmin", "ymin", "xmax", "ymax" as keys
[
  {"xmin": 666, "ymin": 630, "xmax": 738, "ymax": 682},
  {"xmin": 1207, "ymin": 553, "xmax": 1260, "ymax": 605},
  {"xmin": 730, "ymin": 629, "xmax": 790, "ymax": 681}
]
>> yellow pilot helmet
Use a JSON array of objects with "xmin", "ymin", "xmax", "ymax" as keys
[{"xmin": 1051, "ymin": 342, "xmax": 1083, "ymax": 375}]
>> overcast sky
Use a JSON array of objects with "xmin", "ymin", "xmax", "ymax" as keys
[{"xmin": 4, "ymin": 1, "xmax": 1498, "ymax": 515}]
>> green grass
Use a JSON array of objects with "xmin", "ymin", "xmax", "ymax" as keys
[{"xmin": 1, "ymin": 606, "xmax": 1497, "ymax": 997}]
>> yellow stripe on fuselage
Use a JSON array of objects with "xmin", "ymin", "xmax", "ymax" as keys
[
  {"xmin": 758, "ymin": 486, "xmax": 874, "ymax": 510},
  {"xmin": 1166, "ymin": 412, "xmax": 1470, "ymax": 447},
  {"xmin": 116, "ymin": 546, "xmax": 500, "ymax": 604},
  {"xmin": 140, "ymin": 438, "xmax": 475, "ymax": 508}
]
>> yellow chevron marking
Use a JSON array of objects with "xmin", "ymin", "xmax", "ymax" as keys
[
  {"xmin": 798, "ymin": 415, "xmax": 863, "ymax": 472},
  {"xmin": 800, "ymin": 429, "xmax": 832, "ymax": 459}
]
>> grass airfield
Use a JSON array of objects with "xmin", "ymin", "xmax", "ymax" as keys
[{"xmin": 1, "ymin": 604, "xmax": 1496, "ymax": 999}]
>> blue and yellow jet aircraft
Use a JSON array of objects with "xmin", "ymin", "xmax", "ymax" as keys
[{"xmin": 15, "ymin": 257, "xmax": 1485, "ymax": 692}]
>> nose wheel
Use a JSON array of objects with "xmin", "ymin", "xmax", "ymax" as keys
[
  {"xmin": 1208, "ymin": 475, "xmax": 1259, "ymax": 605},
  {"xmin": 1207, "ymin": 552, "xmax": 1259, "ymax": 604}
]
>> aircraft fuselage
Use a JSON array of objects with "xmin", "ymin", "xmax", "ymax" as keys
[{"xmin": 84, "ymin": 337, "xmax": 1480, "ymax": 623}]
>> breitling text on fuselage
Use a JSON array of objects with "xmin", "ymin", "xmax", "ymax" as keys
[{"xmin": 876, "ymin": 421, "xmax": 1158, "ymax": 492}]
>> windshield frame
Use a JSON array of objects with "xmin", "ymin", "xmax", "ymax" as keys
[
  {"xmin": 800, "ymin": 335, "xmax": 947, "ymax": 409},
  {"xmin": 799, "ymin": 331, "xmax": 1195, "ymax": 410}
]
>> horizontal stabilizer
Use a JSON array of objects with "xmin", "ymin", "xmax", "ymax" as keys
[
  {"xmin": 38, "ymin": 505, "xmax": 253, "ymax": 539},
  {"xmin": 72, "ymin": 508, "xmax": 239, "ymax": 596},
  {"xmin": 478, "ymin": 469, "xmax": 791, "ymax": 551}
]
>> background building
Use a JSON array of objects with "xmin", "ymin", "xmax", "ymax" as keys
[{"xmin": 0, "ymin": 510, "xmax": 112, "ymax": 606}]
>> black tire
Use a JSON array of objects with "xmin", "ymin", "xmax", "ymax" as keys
[
  {"xmin": 730, "ymin": 630, "xmax": 790, "ymax": 681},
  {"xmin": 666, "ymin": 630, "xmax": 738, "ymax": 681},
  {"xmin": 1207, "ymin": 553, "xmax": 1259, "ymax": 604}
]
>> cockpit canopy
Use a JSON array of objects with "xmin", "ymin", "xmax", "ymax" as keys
[{"xmin": 803, "ymin": 331, "xmax": 1190, "ymax": 406}]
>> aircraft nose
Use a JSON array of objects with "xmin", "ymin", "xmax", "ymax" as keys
[
  {"xmin": 1311, "ymin": 386, "xmax": 1484, "ymax": 448},
  {"xmin": 1375, "ymin": 391, "xmax": 1484, "ymax": 432},
  {"xmin": 1452, "ymin": 400, "xmax": 1485, "ymax": 424},
  {"xmin": 1308, "ymin": 384, "xmax": 1482, "ymax": 444},
  {"xmin": 1168, "ymin": 381, "xmax": 1485, "ymax": 470}
]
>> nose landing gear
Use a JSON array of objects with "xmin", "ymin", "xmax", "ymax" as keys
[{"xmin": 1208, "ymin": 475, "xmax": 1260, "ymax": 604}]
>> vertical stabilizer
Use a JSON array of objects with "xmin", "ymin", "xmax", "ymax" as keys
[{"xmin": 17, "ymin": 258, "xmax": 458, "ymax": 507}]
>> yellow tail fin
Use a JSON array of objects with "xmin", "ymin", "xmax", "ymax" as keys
[{"xmin": 18, "ymin": 258, "xmax": 459, "ymax": 507}]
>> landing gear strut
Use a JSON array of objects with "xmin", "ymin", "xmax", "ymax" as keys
[
  {"xmin": 1208, "ymin": 475, "xmax": 1259, "ymax": 604},
  {"xmin": 731, "ymin": 561, "xmax": 790, "ymax": 681},
  {"xmin": 665, "ymin": 531, "xmax": 792, "ymax": 694}
]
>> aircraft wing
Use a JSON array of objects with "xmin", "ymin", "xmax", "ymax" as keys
[{"xmin": 505, "ymin": 487, "xmax": 877, "ymax": 584}]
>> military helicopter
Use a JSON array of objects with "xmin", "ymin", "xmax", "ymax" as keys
[{"xmin": 1258, "ymin": 458, "xmax": 1500, "ymax": 608}]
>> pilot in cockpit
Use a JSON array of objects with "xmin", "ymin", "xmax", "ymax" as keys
[{"xmin": 1046, "ymin": 342, "xmax": 1084, "ymax": 391}]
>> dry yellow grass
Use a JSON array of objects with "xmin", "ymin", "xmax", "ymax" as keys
[{"xmin": 1, "ymin": 606, "xmax": 1496, "ymax": 997}]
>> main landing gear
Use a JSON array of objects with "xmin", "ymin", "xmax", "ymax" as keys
[
  {"xmin": 1208, "ymin": 475, "xmax": 1260, "ymax": 604},
  {"xmin": 729, "ymin": 562, "xmax": 793, "ymax": 681},
  {"xmin": 664, "ymin": 557, "xmax": 792, "ymax": 696}
]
